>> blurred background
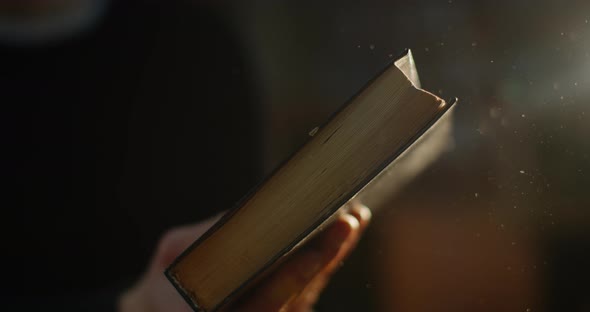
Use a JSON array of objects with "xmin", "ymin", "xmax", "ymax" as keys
[
  {"xmin": 3, "ymin": 0, "xmax": 590, "ymax": 311},
  {"xmin": 225, "ymin": 1, "xmax": 590, "ymax": 311}
]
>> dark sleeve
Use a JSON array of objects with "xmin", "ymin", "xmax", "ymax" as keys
[
  {"xmin": 1, "ymin": 2, "xmax": 263, "ymax": 311},
  {"xmin": 3, "ymin": 279, "xmax": 131, "ymax": 312}
]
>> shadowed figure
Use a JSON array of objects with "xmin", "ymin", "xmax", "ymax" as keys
[{"xmin": 0, "ymin": 1, "xmax": 372, "ymax": 311}]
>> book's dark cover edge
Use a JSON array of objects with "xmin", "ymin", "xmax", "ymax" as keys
[
  {"xmin": 165, "ymin": 49, "xmax": 455, "ymax": 312},
  {"xmin": 164, "ymin": 49, "xmax": 409, "ymax": 301},
  {"xmin": 214, "ymin": 97, "xmax": 457, "ymax": 312}
]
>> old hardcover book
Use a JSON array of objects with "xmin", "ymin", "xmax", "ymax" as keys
[{"xmin": 166, "ymin": 50, "xmax": 457, "ymax": 311}]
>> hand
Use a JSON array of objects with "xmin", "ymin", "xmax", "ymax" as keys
[{"xmin": 119, "ymin": 202, "xmax": 371, "ymax": 312}]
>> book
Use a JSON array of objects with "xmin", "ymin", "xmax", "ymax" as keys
[{"xmin": 165, "ymin": 49, "xmax": 457, "ymax": 312}]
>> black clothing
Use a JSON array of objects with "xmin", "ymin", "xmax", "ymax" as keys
[{"xmin": 1, "ymin": 1, "xmax": 262, "ymax": 309}]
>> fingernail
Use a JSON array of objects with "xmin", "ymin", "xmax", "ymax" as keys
[
  {"xmin": 356, "ymin": 204, "xmax": 372, "ymax": 221},
  {"xmin": 318, "ymin": 214, "xmax": 357, "ymax": 251},
  {"xmin": 349, "ymin": 204, "xmax": 372, "ymax": 230},
  {"xmin": 334, "ymin": 214, "xmax": 359, "ymax": 242}
]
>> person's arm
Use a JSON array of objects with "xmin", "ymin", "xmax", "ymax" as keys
[{"xmin": 119, "ymin": 202, "xmax": 371, "ymax": 312}]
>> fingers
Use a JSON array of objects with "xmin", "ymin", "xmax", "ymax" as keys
[
  {"xmin": 288, "ymin": 203, "xmax": 372, "ymax": 311},
  {"xmin": 238, "ymin": 203, "xmax": 372, "ymax": 312},
  {"xmin": 238, "ymin": 214, "xmax": 358, "ymax": 312},
  {"xmin": 349, "ymin": 201, "xmax": 372, "ymax": 232},
  {"xmin": 320, "ymin": 202, "xmax": 371, "ymax": 275}
]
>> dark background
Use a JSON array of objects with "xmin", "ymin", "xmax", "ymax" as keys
[
  {"xmin": 3, "ymin": 0, "xmax": 590, "ymax": 311},
  {"xmin": 227, "ymin": 1, "xmax": 590, "ymax": 311}
]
